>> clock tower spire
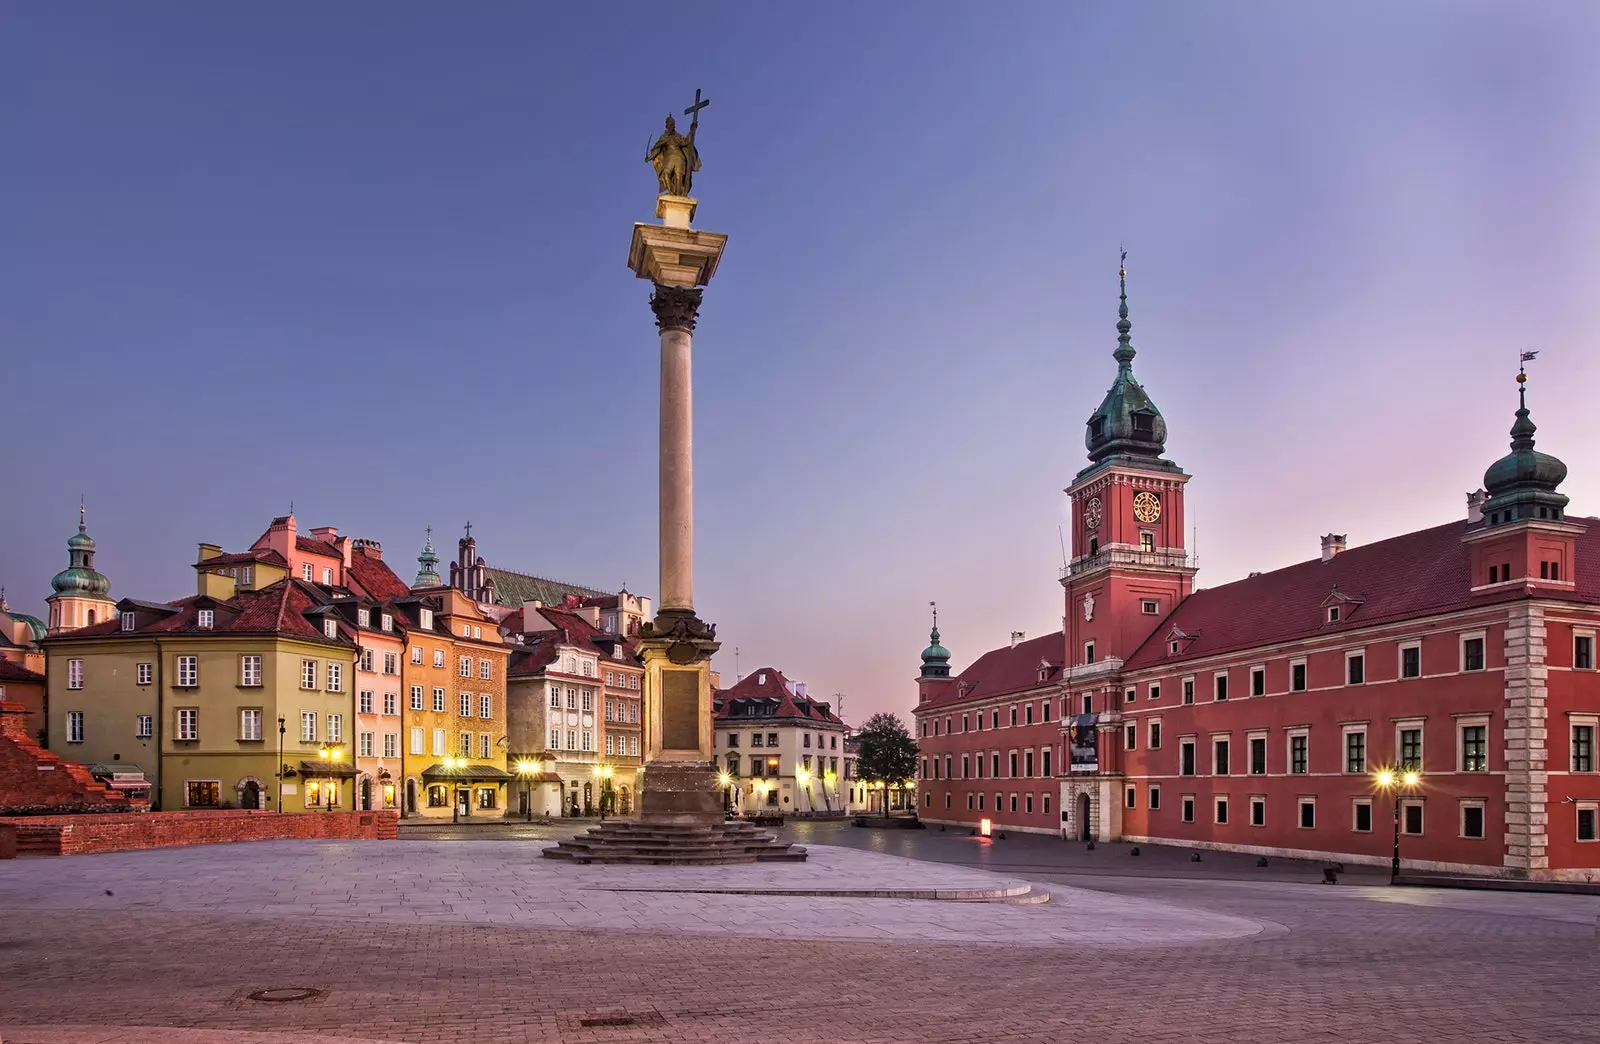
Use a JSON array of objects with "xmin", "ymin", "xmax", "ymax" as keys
[{"xmin": 1061, "ymin": 255, "xmax": 1196, "ymax": 674}]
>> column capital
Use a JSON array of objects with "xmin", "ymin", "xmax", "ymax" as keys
[{"xmin": 650, "ymin": 285, "xmax": 704, "ymax": 332}]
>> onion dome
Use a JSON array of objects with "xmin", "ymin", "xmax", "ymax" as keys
[
  {"xmin": 1480, "ymin": 368, "xmax": 1568, "ymax": 526},
  {"xmin": 50, "ymin": 505, "xmax": 111, "ymax": 598},
  {"xmin": 1085, "ymin": 254, "xmax": 1169, "ymax": 465},
  {"xmin": 920, "ymin": 605, "xmax": 951, "ymax": 679}
]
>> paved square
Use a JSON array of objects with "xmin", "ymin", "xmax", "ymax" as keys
[{"xmin": 1, "ymin": 831, "xmax": 1597, "ymax": 1044}]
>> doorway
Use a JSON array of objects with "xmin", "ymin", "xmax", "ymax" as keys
[
  {"xmin": 240, "ymin": 780, "xmax": 261, "ymax": 810},
  {"xmin": 406, "ymin": 779, "xmax": 417, "ymax": 814},
  {"xmin": 359, "ymin": 777, "xmax": 372, "ymax": 811},
  {"xmin": 1077, "ymin": 792, "xmax": 1092, "ymax": 841}
]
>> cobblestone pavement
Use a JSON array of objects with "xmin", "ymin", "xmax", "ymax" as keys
[{"xmin": 3, "ymin": 836, "xmax": 1598, "ymax": 1044}]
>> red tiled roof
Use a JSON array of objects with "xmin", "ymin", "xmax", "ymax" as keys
[
  {"xmin": 714, "ymin": 667, "xmax": 844, "ymax": 724},
  {"xmin": 0, "ymin": 660, "xmax": 45, "ymax": 683},
  {"xmin": 347, "ymin": 548, "xmax": 411, "ymax": 602},
  {"xmin": 46, "ymin": 580, "xmax": 349, "ymax": 646},
  {"xmin": 195, "ymin": 549, "xmax": 289, "ymax": 569},
  {"xmin": 918, "ymin": 633, "xmax": 1064, "ymax": 711},
  {"xmin": 1122, "ymin": 517, "xmax": 1600, "ymax": 671},
  {"xmin": 296, "ymin": 536, "xmax": 342, "ymax": 559},
  {"xmin": 507, "ymin": 634, "xmax": 561, "ymax": 677}
]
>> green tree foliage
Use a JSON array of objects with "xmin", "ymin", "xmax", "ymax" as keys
[{"xmin": 855, "ymin": 712, "xmax": 919, "ymax": 814}]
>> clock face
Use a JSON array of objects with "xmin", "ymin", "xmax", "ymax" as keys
[
  {"xmin": 1083, "ymin": 497, "xmax": 1104, "ymax": 529},
  {"xmin": 1133, "ymin": 491, "xmax": 1162, "ymax": 524}
]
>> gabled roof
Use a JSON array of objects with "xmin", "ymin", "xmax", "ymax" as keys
[
  {"xmin": 195, "ymin": 549, "xmax": 289, "ymax": 569},
  {"xmin": 1122, "ymin": 517, "xmax": 1600, "ymax": 671},
  {"xmin": 295, "ymin": 535, "xmax": 343, "ymax": 559},
  {"xmin": 483, "ymin": 566, "xmax": 608, "ymax": 609},
  {"xmin": 917, "ymin": 632, "xmax": 1065, "ymax": 711},
  {"xmin": 714, "ymin": 667, "xmax": 844, "ymax": 725}
]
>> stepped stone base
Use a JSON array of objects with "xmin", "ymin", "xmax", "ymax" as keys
[{"xmin": 543, "ymin": 819, "xmax": 807, "ymax": 865}]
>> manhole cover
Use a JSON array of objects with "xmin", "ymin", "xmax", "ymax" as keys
[
  {"xmin": 247, "ymin": 987, "xmax": 327, "ymax": 1003},
  {"xmin": 579, "ymin": 1016, "xmax": 638, "ymax": 1028},
  {"xmin": 565, "ymin": 1011, "xmax": 666, "ymax": 1030}
]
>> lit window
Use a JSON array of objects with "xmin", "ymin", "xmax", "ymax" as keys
[{"xmin": 1461, "ymin": 724, "xmax": 1488, "ymax": 771}]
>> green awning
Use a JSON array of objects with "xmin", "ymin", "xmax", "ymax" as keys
[{"xmin": 419, "ymin": 762, "xmax": 514, "ymax": 782}]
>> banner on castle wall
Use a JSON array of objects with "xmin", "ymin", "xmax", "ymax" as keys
[{"xmin": 1068, "ymin": 714, "xmax": 1098, "ymax": 774}]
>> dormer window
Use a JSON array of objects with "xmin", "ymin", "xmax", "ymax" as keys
[
  {"xmin": 1327, "ymin": 606, "xmax": 1341, "ymax": 623},
  {"xmin": 197, "ymin": 609, "xmax": 214, "ymax": 630},
  {"xmin": 381, "ymin": 613, "xmax": 393, "ymax": 632},
  {"xmin": 419, "ymin": 609, "xmax": 433, "ymax": 630},
  {"xmin": 358, "ymin": 608, "xmax": 371, "ymax": 628},
  {"xmin": 1170, "ymin": 640, "xmax": 1179, "ymax": 654},
  {"xmin": 241, "ymin": 565, "xmax": 253, "ymax": 586},
  {"xmin": 324, "ymin": 618, "xmax": 339, "ymax": 639},
  {"xmin": 1089, "ymin": 417, "xmax": 1105, "ymax": 440},
  {"xmin": 1132, "ymin": 412, "xmax": 1155, "ymax": 436},
  {"xmin": 121, "ymin": 611, "xmax": 136, "ymax": 631}
]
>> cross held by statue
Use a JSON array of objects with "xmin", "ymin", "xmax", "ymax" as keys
[{"xmin": 684, "ymin": 88, "xmax": 710, "ymax": 125}]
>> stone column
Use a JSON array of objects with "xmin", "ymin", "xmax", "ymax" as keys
[
  {"xmin": 650, "ymin": 285, "xmax": 702, "ymax": 612},
  {"xmin": 1502, "ymin": 602, "xmax": 1550, "ymax": 877}
]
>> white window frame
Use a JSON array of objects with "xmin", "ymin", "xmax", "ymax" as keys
[
  {"xmin": 419, "ymin": 609, "xmax": 433, "ymax": 630},
  {"xmin": 1212, "ymin": 734, "xmax": 1231, "ymax": 776},
  {"xmin": 1574, "ymin": 630, "xmax": 1596, "ymax": 671},
  {"xmin": 327, "ymin": 662, "xmax": 342, "ymax": 693},
  {"xmin": 1327, "ymin": 605, "xmax": 1341, "ymax": 624},
  {"xmin": 1459, "ymin": 798, "xmax": 1487, "ymax": 840},
  {"xmin": 1457, "ymin": 714, "xmax": 1491, "ymax": 772},
  {"xmin": 480, "ymin": 659, "xmax": 492, "ymax": 680},
  {"xmin": 459, "ymin": 693, "xmax": 472, "ymax": 717},
  {"xmin": 137, "ymin": 662, "xmax": 153, "ymax": 686},
  {"xmin": 1213, "ymin": 795, "xmax": 1230, "ymax": 825},
  {"xmin": 432, "ymin": 728, "xmax": 446, "ymax": 756},
  {"xmin": 433, "ymin": 649, "xmax": 444, "ymax": 668},
  {"xmin": 384, "ymin": 732, "xmax": 398, "ymax": 758},
  {"xmin": 358, "ymin": 608, "xmax": 371, "ymax": 628},
  {"xmin": 1179, "ymin": 737, "xmax": 1197, "ymax": 777},
  {"xmin": 197, "ymin": 609, "xmax": 214, "ymax": 630},
  {"xmin": 1398, "ymin": 640, "xmax": 1423, "ymax": 680},
  {"xmin": 411, "ymin": 646, "xmax": 423, "ymax": 664},
  {"xmin": 136, "ymin": 714, "xmax": 153, "ymax": 738},
  {"xmin": 1342, "ymin": 724, "xmax": 1368, "ymax": 775},
  {"xmin": 324, "ymin": 618, "xmax": 338, "ymax": 639},
  {"xmin": 1289, "ymin": 657, "xmax": 1308, "ymax": 692},
  {"xmin": 1140, "ymin": 598, "xmax": 1159, "ymax": 615},
  {"xmin": 359, "ymin": 732, "xmax": 375, "ymax": 758},
  {"xmin": 120, "ymin": 611, "xmax": 136, "ymax": 631},
  {"xmin": 66, "ymin": 711, "xmax": 84, "ymax": 743},
  {"xmin": 1249, "ymin": 664, "xmax": 1265, "ymax": 697},
  {"xmin": 1460, "ymin": 630, "xmax": 1488, "ymax": 673},
  {"xmin": 177, "ymin": 707, "xmax": 199, "ymax": 741},
  {"xmin": 1246, "ymin": 729, "xmax": 1268, "ymax": 775},
  {"xmin": 1148, "ymin": 784, "xmax": 1160, "ymax": 810},
  {"xmin": 1148, "ymin": 682, "xmax": 1161, "ymax": 701},
  {"xmin": 410, "ymin": 727, "xmax": 424, "ymax": 755},
  {"xmin": 1345, "ymin": 649, "xmax": 1366, "ymax": 686},
  {"xmin": 1249, "ymin": 795, "xmax": 1266, "ymax": 828},
  {"xmin": 240, "ymin": 708, "xmax": 261, "ymax": 741},
  {"xmin": 359, "ymin": 690, "xmax": 374, "ymax": 714},
  {"xmin": 1577, "ymin": 801, "xmax": 1598, "ymax": 843},
  {"xmin": 1401, "ymin": 798, "xmax": 1425, "ymax": 836},
  {"xmin": 322, "ymin": 567, "xmax": 333, "ymax": 585},
  {"xmin": 1147, "ymin": 717, "xmax": 1162, "ymax": 749},
  {"xmin": 480, "ymin": 694, "xmax": 492, "ymax": 719},
  {"xmin": 302, "ymin": 564, "xmax": 314, "ymax": 582},
  {"xmin": 1181, "ymin": 675, "xmax": 1195, "ymax": 705},
  {"xmin": 459, "ymin": 655, "xmax": 472, "ymax": 678},
  {"xmin": 64, "ymin": 658, "xmax": 87, "ymax": 690},
  {"xmin": 301, "ymin": 659, "xmax": 317, "ymax": 690},
  {"xmin": 1394, "ymin": 718, "xmax": 1425, "ymax": 772},
  {"xmin": 241, "ymin": 655, "xmax": 261, "ymax": 687},
  {"xmin": 301, "ymin": 711, "xmax": 317, "ymax": 742},
  {"xmin": 1083, "ymin": 640, "xmax": 1096, "ymax": 664},
  {"xmin": 1287, "ymin": 728, "xmax": 1310, "ymax": 775},
  {"xmin": 327, "ymin": 713, "xmax": 342, "ymax": 743},
  {"xmin": 1352, "ymin": 798, "xmax": 1374, "ymax": 833},
  {"xmin": 1297, "ymin": 796, "xmax": 1316, "ymax": 830},
  {"xmin": 433, "ymin": 687, "xmax": 445, "ymax": 712},
  {"xmin": 383, "ymin": 692, "xmax": 397, "ymax": 716},
  {"xmin": 1180, "ymin": 794, "xmax": 1195, "ymax": 823},
  {"xmin": 176, "ymin": 655, "xmax": 198, "ymax": 688}
]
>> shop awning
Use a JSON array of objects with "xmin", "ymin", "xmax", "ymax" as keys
[
  {"xmin": 419, "ymin": 762, "xmax": 515, "ymax": 783},
  {"xmin": 299, "ymin": 760, "xmax": 360, "ymax": 779}
]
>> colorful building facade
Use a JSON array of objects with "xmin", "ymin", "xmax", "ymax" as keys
[{"xmin": 715, "ymin": 667, "xmax": 849, "ymax": 816}]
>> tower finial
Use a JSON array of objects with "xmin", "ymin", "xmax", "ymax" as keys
[
  {"xmin": 1115, "ymin": 248, "xmax": 1134, "ymax": 373},
  {"xmin": 1511, "ymin": 350, "xmax": 1539, "ymax": 450},
  {"xmin": 929, "ymin": 599, "xmax": 939, "ymax": 639},
  {"xmin": 79, "ymin": 496, "xmax": 86, "ymax": 533}
]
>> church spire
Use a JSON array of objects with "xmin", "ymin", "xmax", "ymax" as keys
[
  {"xmin": 919, "ymin": 601, "xmax": 951, "ymax": 679},
  {"xmin": 1480, "ymin": 353, "xmax": 1568, "ymax": 526},
  {"xmin": 1083, "ymin": 250, "xmax": 1172, "ymax": 470},
  {"xmin": 1114, "ymin": 248, "xmax": 1135, "ymax": 374}
]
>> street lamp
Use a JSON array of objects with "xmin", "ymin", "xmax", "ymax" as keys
[
  {"xmin": 516, "ymin": 759, "xmax": 537, "ymax": 822},
  {"xmin": 718, "ymin": 770, "xmax": 732, "ymax": 815},
  {"xmin": 822, "ymin": 769, "xmax": 837, "ymax": 814},
  {"xmin": 444, "ymin": 756, "xmax": 462, "ymax": 823},
  {"xmin": 276, "ymin": 716, "xmax": 286, "ymax": 813},
  {"xmin": 318, "ymin": 745, "xmax": 343, "ymax": 812},
  {"xmin": 795, "ymin": 766, "xmax": 812, "ymax": 816},
  {"xmin": 592, "ymin": 764, "xmax": 614, "ymax": 822},
  {"xmin": 1374, "ymin": 767, "xmax": 1422, "ymax": 884}
]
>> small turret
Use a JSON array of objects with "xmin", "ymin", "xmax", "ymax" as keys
[{"xmin": 414, "ymin": 526, "xmax": 442, "ymax": 588}]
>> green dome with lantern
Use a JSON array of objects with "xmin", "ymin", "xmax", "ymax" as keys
[{"xmin": 51, "ymin": 507, "xmax": 111, "ymax": 598}]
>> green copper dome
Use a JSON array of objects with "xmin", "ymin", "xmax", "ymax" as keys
[
  {"xmin": 50, "ymin": 508, "xmax": 112, "ymax": 599},
  {"xmin": 413, "ymin": 526, "xmax": 442, "ymax": 588},
  {"xmin": 1085, "ymin": 258, "xmax": 1171, "ymax": 466},
  {"xmin": 1480, "ymin": 372, "xmax": 1568, "ymax": 525}
]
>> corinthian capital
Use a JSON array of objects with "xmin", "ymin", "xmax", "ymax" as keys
[{"xmin": 650, "ymin": 285, "xmax": 703, "ymax": 332}]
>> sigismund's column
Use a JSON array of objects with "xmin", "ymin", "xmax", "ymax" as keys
[{"xmin": 629, "ymin": 97, "xmax": 727, "ymax": 824}]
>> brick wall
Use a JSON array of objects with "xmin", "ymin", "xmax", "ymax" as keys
[
  {"xmin": 0, "ymin": 809, "xmax": 399, "ymax": 856},
  {"xmin": 0, "ymin": 700, "xmax": 143, "ymax": 815}
]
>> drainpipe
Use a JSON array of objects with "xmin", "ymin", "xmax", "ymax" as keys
[{"xmin": 154, "ymin": 637, "xmax": 165, "ymax": 810}]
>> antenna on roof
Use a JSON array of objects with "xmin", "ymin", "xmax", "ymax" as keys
[{"xmin": 1057, "ymin": 525, "xmax": 1068, "ymax": 569}]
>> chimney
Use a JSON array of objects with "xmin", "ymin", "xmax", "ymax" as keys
[
  {"xmin": 197, "ymin": 542, "xmax": 222, "ymax": 562},
  {"xmin": 795, "ymin": 682, "xmax": 807, "ymax": 698},
  {"xmin": 758, "ymin": 672, "xmax": 766, "ymax": 685},
  {"xmin": 1466, "ymin": 489, "xmax": 1487, "ymax": 524},
  {"xmin": 1010, "ymin": 631, "xmax": 1026, "ymax": 649},
  {"xmin": 1320, "ymin": 534, "xmax": 1347, "ymax": 562}
]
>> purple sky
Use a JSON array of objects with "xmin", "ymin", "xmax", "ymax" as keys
[{"xmin": 5, "ymin": 4, "xmax": 1599, "ymax": 724}]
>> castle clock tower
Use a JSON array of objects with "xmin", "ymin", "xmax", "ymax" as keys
[{"xmin": 1061, "ymin": 258, "xmax": 1196, "ymax": 677}]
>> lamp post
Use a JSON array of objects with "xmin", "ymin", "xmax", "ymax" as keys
[
  {"xmin": 318, "ymin": 745, "xmax": 343, "ymax": 812},
  {"xmin": 592, "ymin": 764, "xmax": 614, "ymax": 822},
  {"xmin": 1374, "ymin": 768, "xmax": 1422, "ymax": 884},
  {"xmin": 822, "ymin": 769, "xmax": 837, "ymax": 814},
  {"xmin": 516, "ymin": 759, "xmax": 536, "ymax": 822},
  {"xmin": 796, "ymin": 766, "xmax": 812, "ymax": 816},
  {"xmin": 445, "ymin": 756, "xmax": 461, "ymax": 823},
  {"xmin": 276, "ymin": 717, "xmax": 286, "ymax": 813},
  {"xmin": 718, "ymin": 770, "xmax": 732, "ymax": 815}
]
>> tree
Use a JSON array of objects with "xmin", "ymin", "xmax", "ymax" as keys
[{"xmin": 855, "ymin": 712, "xmax": 919, "ymax": 817}]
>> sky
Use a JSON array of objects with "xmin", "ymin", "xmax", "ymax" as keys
[{"xmin": 5, "ymin": 3, "xmax": 1600, "ymax": 724}]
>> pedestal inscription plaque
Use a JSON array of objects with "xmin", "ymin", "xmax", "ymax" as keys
[{"xmin": 660, "ymin": 668, "xmax": 700, "ymax": 750}]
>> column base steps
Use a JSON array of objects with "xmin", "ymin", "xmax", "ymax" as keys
[{"xmin": 542, "ymin": 819, "xmax": 807, "ymax": 865}]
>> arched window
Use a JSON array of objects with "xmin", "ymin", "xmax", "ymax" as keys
[{"xmin": 726, "ymin": 753, "xmax": 741, "ymax": 776}]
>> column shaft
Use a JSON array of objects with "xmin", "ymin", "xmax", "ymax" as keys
[{"xmin": 659, "ymin": 325, "xmax": 694, "ymax": 610}]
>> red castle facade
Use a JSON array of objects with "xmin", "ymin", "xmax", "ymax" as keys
[{"xmin": 913, "ymin": 269, "xmax": 1600, "ymax": 880}]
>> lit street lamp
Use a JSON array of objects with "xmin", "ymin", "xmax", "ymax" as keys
[
  {"xmin": 1374, "ymin": 768, "xmax": 1422, "ymax": 884},
  {"xmin": 717, "ymin": 770, "xmax": 733, "ymax": 815},
  {"xmin": 318, "ymin": 745, "xmax": 343, "ymax": 812},
  {"xmin": 822, "ymin": 769, "xmax": 837, "ymax": 814},
  {"xmin": 795, "ymin": 766, "xmax": 812, "ymax": 815},
  {"xmin": 592, "ymin": 763, "xmax": 614, "ymax": 822},
  {"xmin": 444, "ymin": 756, "xmax": 462, "ymax": 823},
  {"xmin": 516, "ymin": 759, "xmax": 537, "ymax": 822}
]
